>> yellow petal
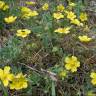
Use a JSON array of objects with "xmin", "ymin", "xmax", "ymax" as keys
[
  {"xmin": 3, "ymin": 80, "xmax": 9, "ymax": 87},
  {"xmin": 23, "ymin": 82, "xmax": 28, "ymax": 88},
  {"xmin": 91, "ymin": 79, "xmax": 96, "ymax": 85},
  {"xmin": 0, "ymin": 69, "xmax": 3, "ymax": 74},
  {"xmin": 10, "ymin": 84, "xmax": 15, "ymax": 89},
  {"xmin": 76, "ymin": 62, "xmax": 80, "ymax": 67},
  {"xmin": 90, "ymin": 72, "xmax": 96, "ymax": 78},
  {"xmin": 65, "ymin": 57, "xmax": 70, "ymax": 63},
  {"xmin": 72, "ymin": 56, "xmax": 77, "ymax": 61},
  {"xmin": 71, "ymin": 67, "xmax": 77, "ymax": 72},
  {"xmin": 8, "ymin": 74, "xmax": 14, "ymax": 81},
  {"xmin": 4, "ymin": 66, "xmax": 10, "ymax": 74},
  {"xmin": 65, "ymin": 64, "xmax": 71, "ymax": 70}
]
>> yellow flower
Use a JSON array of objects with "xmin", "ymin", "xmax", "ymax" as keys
[
  {"xmin": 65, "ymin": 56, "xmax": 80, "ymax": 72},
  {"xmin": 59, "ymin": 70, "xmax": 67, "ymax": 78},
  {"xmin": 0, "ymin": 1, "xmax": 9, "ymax": 11},
  {"xmin": 78, "ymin": 35, "xmax": 92, "ymax": 42},
  {"xmin": 0, "ymin": 1, "xmax": 5, "ymax": 9},
  {"xmin": 21, "ymin": 7, "xmax": 38, "ymax": 19},
  {"xmin": 3, "ymin": 4, "xmax": 9, "ymax": 11},
  {"xmin": 69, "ymin": 2, "xmax": 76, "ymax": 7},
  {"xmin": 22, "ymin": 10, "xmax": 38, "ymax": 19},
  {"xmin": 80, "ymin": 12, "xmax": 88, "ymax": 22},
  {"xmin": 16, "ymin": 29, "xmax": 31, "ymax": 38},
  {"xmin": 71, "ymin": 19, "xmax": 83, "ymax": 26},
  {"xmin": 90, "ymin": 72, "xmax": 96, "ymax": 78},
  {"xmin": 21, "ymin": 7, "xmax": 32, "ymax": 13},
  {"xmin": 67, "ymin": 11, "xmax": 76, "ymax": 20},
  {"xmin": 54, "ymin": 27, "xmax": 71, "ymax": 34},
  {"xmin": 10, "ymin": 73, "xmax": 28, "ymax": 90},
  {"xmin": 0, "ymin": 66, "xmax": 14, "ymax": 87},
  {"xmin": 25, "ymin": 1, "xmax": 36, "ymax": 5},
  {"xmin": 4, "ymin": 16, "xmax": 17, "ymax": 24},
  {"xmin": 53, "ymin": 12, "xmax": 64, "ymax": 20},
  {"xmin": 57, "ymin": 4, "xmax": 65, "ymax": 12},
  {"xmin": 90, "ymin": 72, "xmax": 96, "ymax": 86},
  {"xmin": 42, "ymin": 3, "xmax": 49, "ymax": 10},
  {"xmin": 29, "ymin": 11, "xmax": 38, "ymax": 16}
]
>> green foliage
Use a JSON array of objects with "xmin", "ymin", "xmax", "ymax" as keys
[
  {"xmin": 0, "ymin": 0, "xmax": 96, "ymax": 96},
  {"xmin": 0, "ymin": 37, "xmax": 22, "ymax": 64}
]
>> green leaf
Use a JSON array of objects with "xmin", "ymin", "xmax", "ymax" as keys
[{"xmin": 0, "ymin": 37, "xmax": 22, "ymax": 64}]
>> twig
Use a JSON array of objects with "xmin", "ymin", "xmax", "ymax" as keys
[{"xmin": 18, "ymin": 62, "xmax": 58, "ymax": 81}]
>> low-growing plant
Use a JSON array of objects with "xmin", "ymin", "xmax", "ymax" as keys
[{"xmin": 0, "ymin": 0, "xmax": 96, "ymax": 96}]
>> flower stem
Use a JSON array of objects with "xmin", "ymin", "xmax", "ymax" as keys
[
  {"xmin": 0, "ymin": 81, "xmax": 8, "ymax": 96},
  {"xmin": 51, "ymin": 80, "xmax": 56, "ymax": 96}
]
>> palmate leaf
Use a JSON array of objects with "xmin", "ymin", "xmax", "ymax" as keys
[
  {"xmin": 28, "ymin": 72, "xmax": 41, "ymax": 85},
  {"xmin": 0, "ymin": 37, "xmax": 22, "ymax": 64}
]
